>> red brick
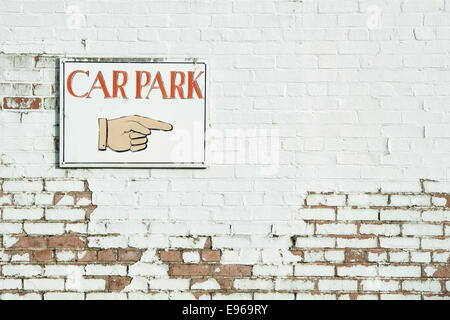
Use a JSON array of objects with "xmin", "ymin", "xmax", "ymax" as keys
[
  {"xmin": 345, "ymin": 249, "xmax": 367, "ymax": 263},
  {"xmin": 201, "ymin": 250, "xmax": 221, "ymax": 262},
  {"xmin": 170, "ymin": 264, "xmax": 210, "ymax": 276},
  {"xmin": 11, "ymin": 236, "xmax": 46, "ymax": 249},
  {"xmin": 3, "ymin": 97, "xmax": 41, "ymax": 109},
  {"xmin": 119, "ymin": 249, "xmax": 141, "ymax": 262},
  {"xmin": 432, "ymin": 265, "xmax": 450, "ymax": 278},
  {"xmin": 77, "ymin": 250, "xmax": 97, "ymax": 262},
  {"xmin": 159, "ymin": 250, "xmax": 182, "ymax": 262},
  {"xmin": 47, "ymin": 236, "xmax": 86, "ymax": 248},
  {"xmin": 98, "ymin": 249, "xmax": 117, "ymax": 262},
  {"xmin": 108, "ymin": 276, "xmax": 131, "ymax": 291},
  {"xmin": 75, "ymin": 192, "xmax": 92, "ymax": 205},
  {"xmin": 212, "ymin": 265, "xmax": 252, "ymax": 277},
  {"xmin": 34, "ymin": 250, "xmax": 54, "ymax": 262}
]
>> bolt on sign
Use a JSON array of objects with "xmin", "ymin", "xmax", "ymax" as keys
[{"xmin": 59, "ymin": 58, "xmax": 207, "ymax": 168}]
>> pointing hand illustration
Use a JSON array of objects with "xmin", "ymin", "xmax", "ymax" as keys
[{"xmin": 98, "ymin": 115, "xmax": 173, "ymax": 152}]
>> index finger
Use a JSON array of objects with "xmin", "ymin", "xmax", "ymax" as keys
[{"xmin": 130, "ymin": 115, "xmax": 173, "ymax": 131}]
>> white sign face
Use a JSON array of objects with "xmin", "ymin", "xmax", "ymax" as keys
[{"xmin": 59, "ymin": 59, "xmax": 207, "ymax": 168}]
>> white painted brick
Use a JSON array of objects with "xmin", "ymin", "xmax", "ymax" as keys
[
  {"xmin": 411, "ymin": 251, "xmax": 431, "ymax": 263},
  {"xmin": 390, "ymin": 195, "xmax": 431, "ymax": 207},
  {"xmin": 44, "ymin": 292, "xmax": 84, "ymax": 300},
  {"xmin": 348, "ymin": 194, "xmax": 388, "ymax": 207},
  {"xmin": 298, "ymin": 208, "xmax": 335, "ymax": 221},
  {"xmin": 380, "ymin": 209, "xmax": 421, "ymax": 221},
  {"xmin": 85, "ymin": 265, "xmax": 127, "ymax": 276},
  {"xmin": 296, "ymin": 293, "xmax": 337, "ymax": 300},
  {"xmin": 1, "ymin": 293, "xmax": 41, "ymax": 300},
  {"xmin": 149, "ymin": 279, "xmax": 190, "ymax": 290},
  {"xmin": 45, "ymin": 180, "xmax": 85, "ymax": 192},
  {"xmin": 56, "ymin": 251, "xmax": 76, "ymax": 262},
  {"xmin": 318, "ymin": 280, "xmax": 357, "ymax": 291},
  {"xmin": 182, "ymin": 251, "xmax": 200, "ymax": 263},
  {"xmin": 234, "ymin": 279, "xmax": 273, "ymax": 290},
  {"xmin": 403, "ymin": 224, "xmax": 443, "ymax": 236},
  {"xmin": 389, "ymin": 251, "xmax": 410, "ymax": 263},
  {"xmin": 337, "ymin": 266, "xmax": 377, "ymax": 277},
  {"xmin": 0, "ymin": 223, "xmax": 22, "ymax": 234},
  {"xmin": 422, "ymin": 238, "xmax": 450, "ymax": 250},
  {"xmin": 379, "ymin": 266, "xmax": 421, "ymax": 278},
  {"xmin": 306, "ymin": 194, "xmax": 346, "ymax": 206},
  {"xmin": 2, "ymin": 265, "xmax": 42, "ymax": 277},
  {"xmin": 253, "ymin": 265, "xmax": 293, "ymax": 277},
  {"xmin": 24, "ymin": 279, "xmax": 65, "ymax": 291},
  {"xmin": 191, "ymin": 279, "xmax": 221, "ymax": 290},
  {"xmin": 295, "ymin": 237, "xmax": 336, "ymax": 248},
  {"xmin": 403, "ymin": 280, "xmax": 442, "ymax": 292},
  {"xmin": 66, "ymin": 279, "xmax": 105, "ymax": 292},
  {"xmin": 0, "ymin": 278, "xmax": 22, "ymax": 290},
  {"xmin": 24, "ymin": 223, "xmax": 64, "ymax": 235},
  {"xmin": 275, "ymin": 279, "xmax": 315, "ymax": 291},
  {"xmin": 129, "ymin": 263, "xmax": 168, "ymax": 277},
  {"xmin": 2, "ymin": 180, "xmax": 43, "ymax": 192},
  {"xmin": 361, "ymin": 280, "xmax": 401, "ymax": 292},
  {"xmin": 3, "ymin": 208, "xmax": 44, "ymax": 220},
  {"xmin": 380, "ymin": 237, "xmax": 420, "ymax": 249},
  {"xmin": 86, "ymin": 293, "xmax": 127, "ymax": 300},
  {"xmin": 337, "ymin": 209, "xmax": 378, "ymax": 221},
  {"xmin": 316, "ymin": 223, "xmax": 357, "ymax": 235},
  {"xmin": 295, "ymin": 264, "xmax": 334, "ymax": 277},
  {"xmin": 336, "ymin": 237, "xmax": 377, "ymax": 248},
  {"xmin": 360, "ymin": 224, "xmax": 401, "ymax": 236}
]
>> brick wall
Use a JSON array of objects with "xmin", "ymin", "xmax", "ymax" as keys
[{"xmin": 0, "ymin": 0, "xmax": 449, "ymax": 300}]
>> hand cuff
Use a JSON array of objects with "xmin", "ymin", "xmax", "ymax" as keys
[{"xmin": 98, "ymin": 118, "xmax": 107, "ymax": 150}]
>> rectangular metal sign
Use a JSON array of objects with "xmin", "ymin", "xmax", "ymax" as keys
[{"xmin": 59, "ymin": 58, "xmax": 207, "ymax": 168}]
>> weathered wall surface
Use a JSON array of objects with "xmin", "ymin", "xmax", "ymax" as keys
[{"xmin": 0, "ymin": 0, "xmax": 449, "ymax": 300}]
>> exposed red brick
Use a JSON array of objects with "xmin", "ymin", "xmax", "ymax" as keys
[
  {"xmin": 216, "ymin": 278, "xmax": 233, "ymax": 290},
  {"xmin": 84, "ymin": 205, "xmax": 97, "ymax": 219},
  {"xmin": 119, "ymin": 249, "xmax": 141, "ymax": 262},
  {"xmin": 3, "ymin": 97, "xmax": 41, "ymax": 109},
  {"xmin": 47, "ymin": 236, "xmax": 86, "ymax": 248},
  {"xmin": 290, "ymin": 249, "xmax": 304, "ymax": 258},
  {"xmin": 432, "ymin": 265, "xmax": 450, "ymax": 278},
  {"xmin": 53, "ymin": 192, "xmax": 64, "ymax": 205},
  {"xmin": 345, "ymin": 249, "xmax": 367, "ymax": 263},
  {"xmin": 75, "ymin": 192, "xmax": 92, "ymax": 204},
  {"xmin": 201, "ymin": 250, "xmax": 221, "ymax": 262},
  {"xmin": 192, "ymin": 292, "xmax": 210, "ymax": 300},
  {"xmin": 159, "ymin": 250, "xmax": 182, "ymax": 262},
  {"xmin": 98, "ymin": 249, "xmax": 117, "ymax": 262},
  {"xmin": 10, "ymin": 236, "xmax": 46, "ymax": 249},
  {"xmin": 204, "ymin": 237, "xmax": 212, "ymax": 249},
  {"xmin": 170, "ymin": 264, "xmax": 210, "ymax": 276},
  {"xmin": 34, "ymin": 250, "xmax": 54, "ymax": 262},
  {"xmin": 212, "ymin": 265, "xmax": 252, "ymax": 277},
  {"xmin": 107, "ymin": 276, "xmax": 131, "ymax": 291},
  {"xmin": 77, "ymin": 250, "xmax": 97, "ymax": 262}
]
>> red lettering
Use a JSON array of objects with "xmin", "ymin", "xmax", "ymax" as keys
[
  {"xmin": 146, "ymin": 71, "xmax": 168, "ymax": 99},
  {"xmin": 187, "ymin": 71, "xmax": 204, "ymax": 99},
  {"xmin": 87, "ymin": 71, "xmax": 111, "ymax": 98},
  {"xmin": 170, "ymin": 71, "xmax": 185, "ymax": 99},
  {"xmin": 112, "ymin": 70, "xmax": 128, "ymax": 98},
  {"xmin": 67, "ymin": 70, "xmax": 89, "ymax": 98},
  {"xmin": 136, "ymin": 71, "xmax": 150, "ymax": 99}
]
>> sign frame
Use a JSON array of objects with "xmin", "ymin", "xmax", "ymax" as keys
[{"xmin": 59, "ymin": 57, "xmax": 208, "ymax": 169}]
